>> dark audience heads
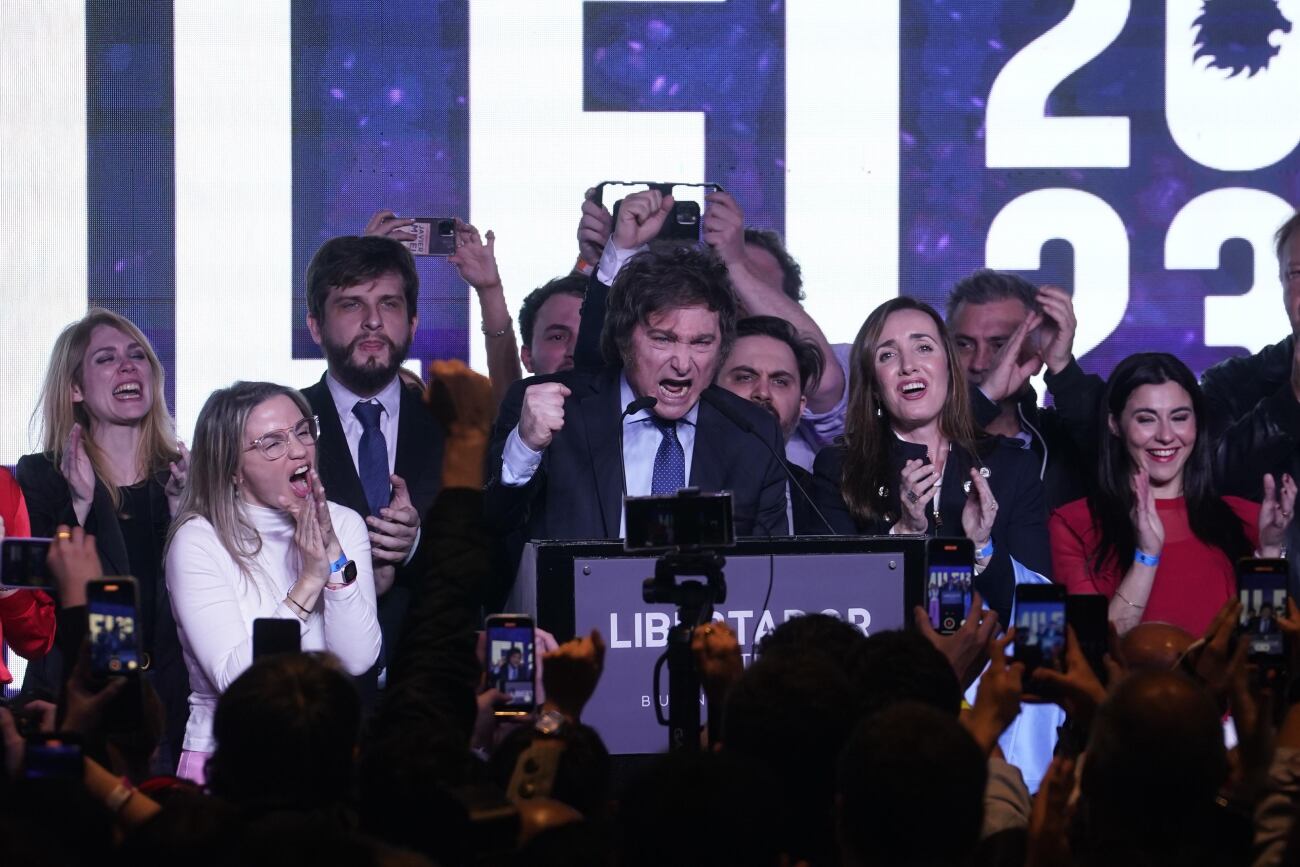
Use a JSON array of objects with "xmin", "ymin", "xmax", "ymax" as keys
[
  {"xmin": 1090, "ymin": 352, "xmax": 1251, "ymax": 573},
  {"xmin": 305, "ymin": 234, "xmax": 419, "ymax": 324},
  {"xmin": 756, "ymin": 611, "xmax": 865, "ymax": 671},
  {"xmin": 616, "ymin": 750, "xmax": 785, "ymax": 867},
  {"xmin": 723, "ymin": 651, "xmax": 856, "ymax": 864},
  {"xmin": 519, "ymin": 274, "xmax": 585, "ymax": 375},
  {"xmin": 743, "ymin": 227, "xmax": 804, "ymax": 302},
  {"xmin": 207, "ymin": 652, "xmax": 361, "ymax": 814},
  {"xmin": 599, "ymin": 244, "xmax": 737, "ymax": 368},
  {"xmin": 849, "ymin": 629, "xmax": 963, "ymax": 721},
  {"xmin": 488, "ymin": 723, "xmax": 612, "ymax": 820},
  {"xmin": 836, "ymin": 702, "xmax": 987, "ymax": 867},
  {"xmin": 1118, "ymin": 622, "xmax": 1194, "ymax": 672},
  {"xmin": 943, "ymin": 267, "xmax": 1042, "ymax": 322},
  {"xmin": 1077, "ymin": 670, "xmax": 1229, "ymax": 860},
  {"xmin": 842, "ymin": 297, "xmax": 976, "ymax": 525}
]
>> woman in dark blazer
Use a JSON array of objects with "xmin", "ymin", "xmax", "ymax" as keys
[
  {"xmin": 16, "ymin": 308, "xmax": 189, "ymax": 773},
  {"xmin": 811, "ymin": 297, "xmax": 1050, "ymax": 623}
]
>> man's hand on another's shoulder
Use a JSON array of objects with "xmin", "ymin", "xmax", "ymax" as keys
[{"xmin": 519, "ymin": 382, "xmax": 571, "ymax": 452}]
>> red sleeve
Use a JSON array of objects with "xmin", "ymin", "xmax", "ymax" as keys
[
  {"xmin": 0, "ymin": 468, "xmax": 32, "ymax": 537},
  {"xmin": 1049, "ymin": 499, "xmax": 1116, "ymax": 597},
  {"xmin": 0, "ymin": 589, "xmax": 56, "ymax": 660}
]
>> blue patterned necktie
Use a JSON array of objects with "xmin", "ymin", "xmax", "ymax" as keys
[
  {"xmin": 650, "ymin": 418, "xmax": 685, "ymax": 495},
  {"xmin": 352, "ymin": 400, "xmax": 390, "ymax": 516}
]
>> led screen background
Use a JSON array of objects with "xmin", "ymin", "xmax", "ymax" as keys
[{"xmin": 1, "ymin": 0, "xmax": 1298, "ymax": 464}]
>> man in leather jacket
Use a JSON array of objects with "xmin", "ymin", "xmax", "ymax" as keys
[{"xmin": 1201, "ymin": 210, "xmax": 1300, "ymax": 588}]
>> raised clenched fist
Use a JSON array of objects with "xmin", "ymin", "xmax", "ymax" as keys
[{"xmin": 519, "ymin": 382, "xmax": 572, "ymax": 451}]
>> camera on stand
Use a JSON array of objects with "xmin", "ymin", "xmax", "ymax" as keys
[{"xmin": 625, "ymin": 489, "xmax": 736, "ymax": 752}]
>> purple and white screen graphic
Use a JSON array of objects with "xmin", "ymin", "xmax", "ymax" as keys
[
  {"xmin": 573, "ymin": 552, "xmax": 903, "ymax": 755},
  {"xmin": 4, "ymin": 1, "xmax": 1300, "ymax": 463}
]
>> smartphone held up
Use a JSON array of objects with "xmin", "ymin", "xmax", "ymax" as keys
[{"xmin": 486, "ymin": 614, "xmax": 538, "ymax": 717}]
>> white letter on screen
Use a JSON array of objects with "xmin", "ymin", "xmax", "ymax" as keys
[
  {"xmin": 786, "ymin": 2, "xmax": 900, "ymax": 343},
  {"xmin": 173, "ymin": 1, "xmax": 324, "ymax": 440},
  {"xmin": 1165, "ymin": 188, "xmax": 1294, "ymax": 354},
  {"xmin": 1166, "ymin": 0, "xmax": 1300, "ymax": 171},
  {"xmin": 466, "ymin": 0, "xmax": 718, "ymax": 374},
  {"xmin": 986, "ymin": 189, "xmax": 1129, "ymax": 363},
  {"xmin": 0, "ymin": 1, "xmax": 88, "ymax": 464},
  {"xmin": 986, "ymin": 0, "xmax": 1130, "ymax": 168}
]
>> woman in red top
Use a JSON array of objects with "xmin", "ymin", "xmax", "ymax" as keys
[
  {"xmin": 0, "ymin": 466, "xmax": 56, "ymax": 684},
  {"xmin": 1050, "ymin": 352, "xmax": 1295, "ymax": 636}
]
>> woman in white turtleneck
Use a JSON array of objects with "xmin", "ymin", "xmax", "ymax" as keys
[{"xmin": 165, "ymin": 382, "xmax": 381, "ymax": 784}]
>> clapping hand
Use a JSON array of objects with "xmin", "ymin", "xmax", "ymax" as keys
[
  {"xmin": 367, "ymin": 475, "xmax": 420, "ymax": 567},
  {"xmin": 1035, "ymin": 286, "xmax": 1078, "ymax": 376},
  {"xmin": 895, "ymin": 458, "xmax": 940, "ymax": 534},
  {"xmin": 61, "ymin": 422, "xmax": 95, "ymax": 525},
  {"xmin": 979, "ymin": 312, "xmax": 1044, "ymax": 404},
  {"xmin": 1258, "ymin": 472, "xmax": 1297, "ymax": 557},
  {"xmin": 164, "ymin": 440, "xmax": 190, "ymax": 516},
  {"xmin": 961, "ymin": 468, "xmax": 998, "ymax": 563},
  {"xmin": 1131, "ymin": 468, "xmax": 1165, "ymax": 559}
]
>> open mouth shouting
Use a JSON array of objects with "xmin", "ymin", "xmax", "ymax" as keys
[
  {"xmin": 112, "ymin": 381, "xmax": 144, "ymax": 401},
  {"xmin": 658, "ymin": 377, "xmax": 693, "ymax": 405},
  {"xmin": 898, "ymin": 379, "xmax": 928, "ymax": 400},
  {"xmin": 289, "ymin": 464, "xmax": 311, "ymax": 498}
]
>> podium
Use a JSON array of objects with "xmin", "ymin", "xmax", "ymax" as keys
[{"xmin": 509, "ymin": 535, "xmax": 926, "ymax": 755}]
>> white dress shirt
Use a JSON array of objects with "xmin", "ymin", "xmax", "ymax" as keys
[
  {"xmin": 323, "ymin": 372, "xmax": 420, "ymax": 564},
  {"xmin": 325, "ymin": 372, "xmax": 402, "ymax": 475},
  {"xmin": 501, "ymin": 374, "xmax": 699, "ymax": 535},
  {"xmin": 166, "ymin": 501, "xmax": 382, "ymax": 752}
]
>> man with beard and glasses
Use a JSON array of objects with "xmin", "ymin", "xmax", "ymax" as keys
[
  {"xmin": 716, "ymin": 315, "xmax": 827, "ymax": 533},
  {"xmin": 301, "ymin": 235, "xmax": 443, "ymax": 702}
]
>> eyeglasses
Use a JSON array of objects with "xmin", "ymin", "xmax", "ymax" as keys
[{"xmin": 245, "ymin": 416, "xmax": 319, "ymax": 460}]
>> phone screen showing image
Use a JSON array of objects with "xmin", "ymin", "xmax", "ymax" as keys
[
  {"xmin": 1015, "ymin": 592, "xmax": 1067, "ymax": 674},
  {"xmin": 487, "ymin": 622, "xmax": 536, "ymax": 712},
  {"xmin": 88, "ymin": 581, "xmax": 141, "ymax": 676},
  {"xmin": 927, "ymin": 554, "xmax": 973, "ymax": 635},
  {"xmin": 1237, "ymin": 566, "xmax": 1288, "ymax": 660}
]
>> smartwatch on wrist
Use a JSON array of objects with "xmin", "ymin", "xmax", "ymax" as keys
[{"xmin": 327, "ymin": 553, "xmax": 357, "ymax": 586}]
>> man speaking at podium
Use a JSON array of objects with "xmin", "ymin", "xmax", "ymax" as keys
[{"xmin": 485, "ymin": 203, "xmax": 789, "ymax": 553}]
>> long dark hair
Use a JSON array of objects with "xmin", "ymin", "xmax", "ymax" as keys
[
  {"xmin": 841, "ymin": 297, "xmax": 977, "ymax": 526},
  {"xmin": 1088, "ymin": 353, "xmax": 1251, "ymax": 575}
]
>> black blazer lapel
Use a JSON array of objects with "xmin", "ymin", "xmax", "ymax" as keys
[
  {"xmin": 89, "ymin": 481, "xmax": 131, "ymax": 576},
  {"xmin": 578, "ymin": 370, "xmax": 624, "ymax": 537},
  {"xmin": 303, "ymin": 375, "xmax": 370, "ymax": 517},
  {"xmin": 689, "ymin": 395, "xmax": 728, "ymax": 493},
  {"xmin": 394, "ymin": 384, "xmax": 443, "ymax": 519}
]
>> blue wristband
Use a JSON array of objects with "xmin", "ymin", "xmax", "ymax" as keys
[
  {"xmin": 1134, "ymin": 550, "xmax": 1160, "ymax": 568},
  {"xmin": 975, "ymin": 539, "xmax": 994, "ymax": 560},
  {"xmin": 329, "ymin": 553, "xmax": 349, "ymax": 574}
]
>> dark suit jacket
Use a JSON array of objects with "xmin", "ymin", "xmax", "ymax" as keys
[
  {"xmin": 788, "ymin": 462, "xmax": 833, "ymax": 535},
  {"xmin": 301, "ymin": 374, "xmax": 444, "ymax": 531},
  {"xmin": 485, "ymin": 367, "xmax": 790, "ymax": 547},
  {"xmin": 301, "ymin": 374, "xmax": 445, "ymax": 704},
  {"xmin": 810, "ymin": 437, "xmax": 1050, "ymax": 624}
]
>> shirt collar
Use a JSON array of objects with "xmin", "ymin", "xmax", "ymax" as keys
[
  {"xmin": 326, "ymin": 371, "xmax": 403, "ymax": 421},
  {"xmin": 619, "ymin": 373, "xmax": 699, "ymax": 427}
]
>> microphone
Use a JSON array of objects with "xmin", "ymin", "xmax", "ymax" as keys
[
  {"xmin": 619, "ymin": 396, "xmax": 658, "ymax": 501},
  {"xmin": 700, "ymin": 389, "xmax": 838, "ymax": 535}
]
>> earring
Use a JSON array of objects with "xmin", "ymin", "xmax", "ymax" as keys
[{"xmin": 875, "ymin": 405, "xmax": 882, "ymax": 418}]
